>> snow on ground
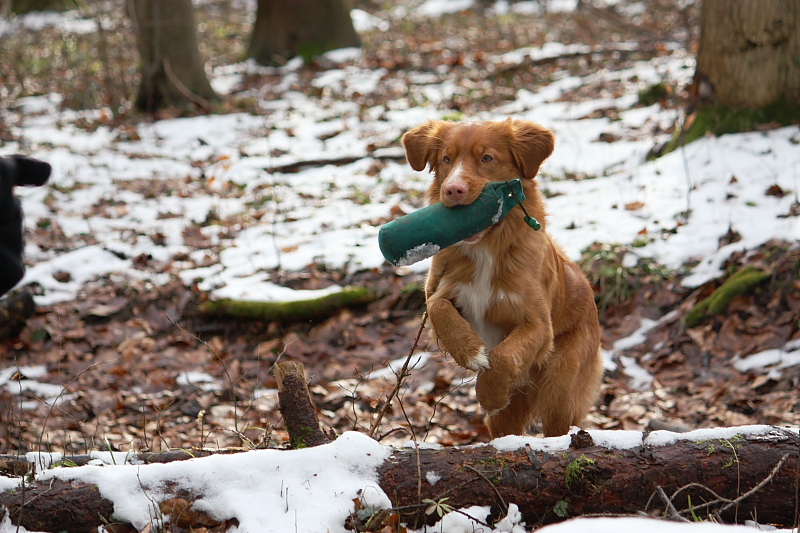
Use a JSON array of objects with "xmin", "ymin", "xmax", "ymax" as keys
[
  {"xmin": 8, "ymin": 49, "xmax": 798, "ymax": 308},
  {"xmin": 1, "ymin": 426, "xmax": 797, "ymax": 533},
  {"xmin": 2, "ymin": 4, "xmax": 800, "ymax": 532},
  {"xmin": 5, "ymin": 35, "xmax": 798, "ymax": 386}
]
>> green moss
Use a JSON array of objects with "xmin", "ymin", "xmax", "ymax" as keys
[
  {"xmin": 565, "ymin": 454, "xmax": 595, "ymax": 488},
  {"xmin": 660, "ymin": 100, "xmax": 800, "ymax": 157},
  {"xmin": 441, "ymin": 111, "xmax": 463, "ymax": 122},
  {"xmin": 291, "ymin": 426, "xmax": 313, "ymax": 449},
  {"xmin": 400, "ymin": 282, "xmax": 423, "ymax": 294},
  {"xmin": 638, "ymin": 82, "xmax": 671, "ymax": 107},
  {"xmin": 684, "ymin": 266, "xmax": 770, "ymax": 327}
]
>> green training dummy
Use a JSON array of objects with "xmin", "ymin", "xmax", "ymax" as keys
[{"xmin": 379, "ymin": 179, "xmax": 528, "ymax": 267}]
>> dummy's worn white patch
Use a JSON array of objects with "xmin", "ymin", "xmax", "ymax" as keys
[{"xmin": 396, "ymin": 242, "xmax": 440, "ymax": 267}]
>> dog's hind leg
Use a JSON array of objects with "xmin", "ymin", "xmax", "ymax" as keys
[
  {"xmin": 537, "ymin": 329, "xmax": 603, "ymax": 438},
  {"xmin": 484, "ymin": 387, "xmax": 534, "ymax": 438}
]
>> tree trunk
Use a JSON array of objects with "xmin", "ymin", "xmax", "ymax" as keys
[
  {"xmin": 696, "ymin": 0, "xmax": 800, "ymax": 108},
  {"xmin": 247, "ymin": 0, "xmax": 361, "ymax": 66},
  {"xmin": 129, "ymin": 0, "xmax": 217, "ymax": 113},
  {"xmin": 1, "ymin": 429, "xmax": 798, "ymax": 532}
]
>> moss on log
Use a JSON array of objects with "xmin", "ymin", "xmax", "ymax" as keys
[
  {"xmin": 685, "ymin": 266, "xmax": 770, "ymax": 328},
  {"xmin": 660, "ymin": 101, "xmax": 800, "ymax": 157},
  {"xmin": 198, "ymin": 286, "xmax": 377, "ymax": 322}
]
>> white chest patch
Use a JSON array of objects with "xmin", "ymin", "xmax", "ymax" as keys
[{"xmin": 454, "ymin": 246, "xmax": 505, "ymax": 350}]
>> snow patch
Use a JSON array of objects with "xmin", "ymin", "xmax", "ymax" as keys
[
  {"xmin": 38, "ymin": 431, "xmax": 391, "ymax": 532},
  {"xmin": 733, "ymin": 346, "xmax": 800, "ymax": 372},
  {"xmin": 365, "ymin": 352, "xmax": 432, "ymax": 380}
]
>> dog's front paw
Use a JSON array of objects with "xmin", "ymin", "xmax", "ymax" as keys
[
  {"xmin": 449, "ymin": 342, "xmax": 490, "ymax": 371},
  {"xmin": 464, "ymin": 346, "xmax": 490, "ymax": 371},
  {"xmin": 475, "ymin": 369, "xmax": 512, "ymax": 414}
]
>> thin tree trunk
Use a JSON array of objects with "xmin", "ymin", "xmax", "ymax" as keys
[
  {"xmin": 129, "ymin": 0, "xmax": 217, "ymax": 113},
  {"xmin": 247, "ymin": 0, "xmax": 361, "ymax": 66},
  {"xmin": 696, "ymin": 0, "xmax": 800, "ymax": 108}
]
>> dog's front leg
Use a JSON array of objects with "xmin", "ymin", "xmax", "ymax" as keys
[
  {"xmin": 427, "ymin": 298, "xmax": 490, "ymax": 371},
  {"xmin": 476, "ymin": 315, "xmax": 554, "ymax": 413}
]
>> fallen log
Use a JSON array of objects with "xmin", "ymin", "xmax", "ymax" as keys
[
  {"xmin": 0, "ymin": 427, "xmax": 797, "ymax": 532},
  {"xmin": 381, "ymin": 427, "xmax": 800, "ymax": 529},
  {"xmin": 0, "ymin": 479, "xmax": 114, "ymax": 533},
  {"xmin": 0, "ymin": 448, "xmax": 251, "ymax": 476},
  {"xmin": 265, "ymin": 152, "xmax": 406, "ymax": 174},
  {"xmin": 198, "ymin": 286, "xmax": 377, "ymax": 323}
]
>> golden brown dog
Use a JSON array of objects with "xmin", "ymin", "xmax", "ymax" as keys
[{"xmin": 401, "ymin": 118, "xmax": 603, "ymax": 438}]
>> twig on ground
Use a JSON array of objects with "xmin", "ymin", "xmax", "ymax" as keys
[
  {"xmin": 170, "ymin": 318, "xmax": 240, "ymax": 436},
  {"xmin": 367, "ymin": 312, "xmax": 427, "ymax": 439},
  {"xmin": 657, "ymin": 486, "xmax": 690, "ymax": 522},
  {"xmin": 162, "ymin": 56, "xmax": 212, "ymax": 112},
  {"xmin": 463, "ymin": 464, "xmax": 509, "ymax": 515},
  {"xmin": 664, "ymin": 453, "xmax": 792, "ymax": 519},
  {"xmin": 717, "ymin": 453, "xmax": 790, "ymax": 515},
  {"xmin": 396, "ymin": 390, "xmax": 424, "ymax": 520},
  {"xmin": 667, "ymin": 482, "xmax": 728, "ymax": 513}
]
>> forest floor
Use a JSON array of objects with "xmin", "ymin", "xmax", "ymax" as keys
[{"xmin": 1, "ymin": 0, "xmax": 799, "ymax": 457}]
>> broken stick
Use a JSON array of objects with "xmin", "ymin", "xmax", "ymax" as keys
[{"xmin": 274, "ymin": 361, "xmax": 331, "ymax": 449}]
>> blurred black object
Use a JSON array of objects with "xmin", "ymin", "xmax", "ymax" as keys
[{"xmin": 0, "ymin": 155, "xmax": 51, "ymax": 297}]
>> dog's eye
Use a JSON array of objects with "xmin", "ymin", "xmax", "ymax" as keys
[
  {"xmin": 443, "ymin": 156, "xmax": 451, "ymax": 164},
  {"xmin": 482, "ymin": 155, "xmax": 493, "ymax": 163}
]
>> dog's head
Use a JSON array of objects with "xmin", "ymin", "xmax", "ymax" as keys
[{"xmin": 401, "ymin": 118, "xmax": 554, "ymax": 208}]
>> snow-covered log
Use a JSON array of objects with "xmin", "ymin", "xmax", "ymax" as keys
[
  {"xmin": 0, "ymin": 426, "xmax": 797, "ymax": 533},
  {"xmin": 380, "ymin": 426, "xmax": 800, "ymax": 528}
]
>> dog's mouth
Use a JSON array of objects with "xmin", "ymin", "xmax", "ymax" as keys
[{"xmin": 462, "ymin": 229, "xmax": 486, "ymax": 244}]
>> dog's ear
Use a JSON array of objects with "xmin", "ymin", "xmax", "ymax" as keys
[
  {"xmin": 506, "ymin": 118, "xmax": 555, "ymax": 179},
  {"xmin": 402, "ymin": 120, "xmax": 448, "ymax": 172}
]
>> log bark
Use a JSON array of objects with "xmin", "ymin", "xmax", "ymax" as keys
[
  {"xmin": 0, "ymin": 479, "xmax": 114, "ymax": 533},
  {"xmin": 275, "ymin": 361, "xmax": 331, "ymax": 449},
  {"xmin": 1, "ymin": 429, "xmax": 797, "ymax": 532}
]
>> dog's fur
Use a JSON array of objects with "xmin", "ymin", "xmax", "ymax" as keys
[{"xmin": 401, "ymin": 118, "xmax": 603, "ymax": 438}]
